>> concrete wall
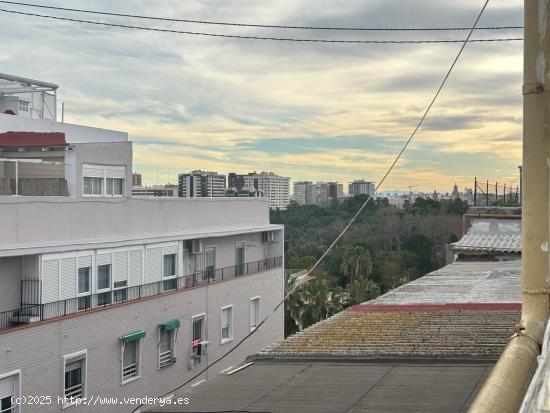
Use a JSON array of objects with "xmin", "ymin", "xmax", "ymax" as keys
[
  {"xmin": 0, "ymin": 268, "xmax": 284, "ymax": 412},
  {"xmin": 0, "ymin": 197, "xmax": 275, "ymax": 256}
]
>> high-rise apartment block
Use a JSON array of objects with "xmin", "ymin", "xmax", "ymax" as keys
[
  {"xmin": 229, "ymin": 172, "xmax": 290, "ymax": 210},
  {"xmin": 349, "ymin": 180, "xmax": 375, "ymax": 196},
  {"xmin": 178, "ymin": 170, "xmax": 226, "ymax": 198}
]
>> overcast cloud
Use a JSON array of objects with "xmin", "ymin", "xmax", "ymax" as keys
[{"xmin": 0, "ymin": 0, "xmax": 524, "ymax": 191}]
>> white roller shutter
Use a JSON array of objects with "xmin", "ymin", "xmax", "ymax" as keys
[
  {"xmin": 129, "ymin": 250, "xmax": 142, "ymax": 286},
  {"xmin": 105, "ymin": 166, "xmax": 126, "ymax": 179},
  {"xmin": 162, "ymin": 245, "xmax": 178, "ymax": 255},
  {"xmin": 146, "ymin": 247, "xmax": 162, "ymax": 283},
  {"xmin": 42, "ymin": 259, "xmax": 59, "ymax": 303},
  {"xmin": 78, "ymin": 255, "xmax": 92, "ymax": 268},
  {"xmin": 0, "ymin": 374, "xmax": 15, "ymax": 398},
  {"xmin": 60, "ymin": 257, "xmax": 76, "ymax": 300},
  {"xmin": 97, "ymin": 253, "xmax": 112, "ymax": 266},
  {"xmin": 82, "ymin": 164, "xmax": 105, "ymax": 178},
  {"xmin": 114, "ymin": 251, "xmax": 128, "ymax": 283}
]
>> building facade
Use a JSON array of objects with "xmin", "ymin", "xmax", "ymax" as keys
[
  {"xmin": 0, "ymin": 74, "xmax": 284, "ymax": 413},
  {"xmin": 348, "ymin": 180, "xmax": 375, "ymax": 197},
  {"xmin": 178, "ymin": 171, "xmax": 226, "ymax": 198},
  {"xmin": 292, "ymin": 181, "xmax": 314, "ymax": 206},
  {"xmin": 229, "ymin": 172, "xmax": 290, "ymax": 210},
  {"xmin": 132, "ymin": 184, "xmax": 177, "ymax": 197}
]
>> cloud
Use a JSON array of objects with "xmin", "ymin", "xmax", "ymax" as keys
[{"xmin": 0, "ymin": 0, "xmax": 524, "ymax": 191}]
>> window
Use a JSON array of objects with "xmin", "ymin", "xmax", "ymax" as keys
[
  {"xmin": 159, "ymin": 327, "xmax": 176, "ymax": 368},
  {"xmin": 192, "ymin": 315, "xmax": 205, "ymax": 364},
  {"xmin": 163, "ymin": 254, "xmax": 177, "ymax": 277},
  {"xmin": 250, "ymin": 297, "xmax": 261, "ymax": 331},
  {"xmin": 97, "ymin": 264, "xmax": 111, "ymax": 290},
  {"xmin": 221, "ymin": 306, "xmax": 233, "ymax": 343},
  {"xmin": 18, "ymin": 100, "xmax": 29, "ymax": 112},
  {"xmin": 83, "ymin": 177, "xmax": 103, "ymax": 195},
  {"xmin": 122, "ymin": 340, "xmax": 140, "ymax": 383},
  {"xmin": 63, "ymin": 351, "xmax": 86, "ymax": 406},
  {"xmin": 82, "ymin": 164, "xmax": 126, "ymax": 197},
  {"xmin": 113, "ymin": 281, "xmax": 127, "ymax": 303},
  {"xmin": 77, "ymin": 267, "xmax": 91, "ymax": 310},
  {"xmin": 106, "ymin": 178, "xmax": 124, "ymax": 196},
  {"xmin": 0, "ymin": 370, "xmax": 20, "ymax": 413},
  {"xmin": 236, "ymin": 242, "xmax": 245, "ymax": 276},
  {"xmin": 205, "ymin": 247, "xmax": 216, "ymax": 279}
]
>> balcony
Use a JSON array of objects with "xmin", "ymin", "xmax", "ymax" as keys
[{"xmin": 0, "ymin": 256, "xmax": 282, "ymax": 332}]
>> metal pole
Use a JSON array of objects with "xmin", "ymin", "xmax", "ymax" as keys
[
  {"xmin": 486, "ymin": 180, "xmax": 489, "ymax": 206},
  {"xmin": 495, "ymin": 182, "xmax": 498, "ymax": 205},
  {"xmin": 474, "ymin": 177, "xmax": 477, "ymax": 206},
  {"xmin": 15, "ymin": 160, "xmax": 18, "ymax": 196},
  {"xmin": 469, "ymin": 1, "xmax": 550, "ymax": 411}
]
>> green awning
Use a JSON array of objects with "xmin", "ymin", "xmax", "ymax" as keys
[
  {"xmin": 160, "ymin": 319, "xmax": 180, "ymax": 332},
  {"xmin": 121, "ymin": 329, "xmax": 146, "ymax": 344}
]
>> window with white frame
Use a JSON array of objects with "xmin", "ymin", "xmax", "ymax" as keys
[
  {"xmin": 0, "ymin": 370, "xmax": 20, "ymax": 413},
  {"xmin": 121, "ymin": 339, "xmax": 141, "ymax": 383},
  {"xmin": 77, "ymin": 267, "xmax": 91, "ymax": 310},
  {"xmin": 113, "ymin": 280, "xmax": 128, "ymax": 302},
  {"xmin": 205, "ymin": 247, "xmax": 216, "ymax": 279},
  {"xmin": 250, "ymin": 297, "xmax": 261, "ymax": 331},
  {"xmin": 63, "ymin": 351, "xmax": 86, "ymax": 405},
  {"xmin": 83, "ymin": 177, "xmax": 103, "ymax": 195},
  {"xmin": 159, "ymin": 326, "xmax": 177, "ymax": 368},
  {"xmin": 97, "ymin": 264, "xmax": 111, "ymax": 305},
  {"xmin": 221, "ymin": 305, "xmax": 233, "ymax": 343},
  {"xmin": 162, "ymin": 254, "xmax": 177, "ymax": 291},
  {"xmin": 82, "ymin": 164, "xmax": 126, "ymax": 197},
  {"xmin": 236, "ymin": 242, "xmax": 245, "ymax": 276},
  {"xmin": 106, "ymin": 178, "xmax": 124, "ymax": 196}
]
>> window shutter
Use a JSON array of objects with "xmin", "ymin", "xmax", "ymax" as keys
[
  {"xmin": 0, "ymin": 374, "xmax": 15, "ymax": 399},
  {"xmin": 42, "ymin": 259, "xmax": 59, "ymax": 303}
]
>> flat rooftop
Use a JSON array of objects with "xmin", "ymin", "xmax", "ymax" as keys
[
  {"xmin": 147, "ymin": 359, "xmax": 493, "ymax": 413},
  {"xmin": 367, "ymin": 259, "xmax": 521, "ymax": 305}
]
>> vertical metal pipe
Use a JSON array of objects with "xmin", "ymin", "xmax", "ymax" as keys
[
  {"xmin": 469, "ymin": 1, "xmax": 550, "ymax": 411},
  {"xmin": 486, "ymin": 180, "xmax": 489, "ymax": 206},
  {"xmin": 15, "ymin": 160, "xmax": 18, "ymax": 196},
  {"xmin": 474, "ymin": 177, "xmax": 477, "ymax": 206}
]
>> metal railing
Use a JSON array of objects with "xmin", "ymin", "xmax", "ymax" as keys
[{"xmin": 0, "ymin": 256, "xmax": 282, "ymax": 331}]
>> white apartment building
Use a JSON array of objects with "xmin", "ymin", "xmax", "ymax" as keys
[
  {"xmin": 178, "ymin": 171, "xmax": 226, "ymax": 198},
  {"xmin": 0, "ymin": 74, "xmax": 284, "ymax": 413},
  {"xmin": 229, "ymin": 172, "xmax": 290, "ymax": 210},
  {"xmin": 292, "ymin": 181, "xmax": 314, "ymax": 206}
]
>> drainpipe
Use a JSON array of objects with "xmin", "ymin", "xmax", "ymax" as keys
[{"xmin": 468, "ymin": 1, "xmax": 550, "ymax": 412}]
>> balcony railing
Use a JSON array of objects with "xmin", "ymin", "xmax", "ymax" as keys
[{"xmin": 0, "ymin": 256, "xmax": 282, "ymax": 331}]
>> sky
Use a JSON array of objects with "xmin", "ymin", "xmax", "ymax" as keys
[{"xmin": 0, "ymin": 0, "xmax": 524, "ymax": 192}]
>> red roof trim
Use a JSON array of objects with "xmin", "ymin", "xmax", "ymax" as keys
[
  {"xmin": 0, "ymin": 131, "xmax": 67, "ymax": 148},
  {"xmin": 348, "ymin": 303, "xmax": 521, "ymax": 313}
]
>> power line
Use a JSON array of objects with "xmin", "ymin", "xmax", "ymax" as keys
[
  {"xmin": 0, "ymin": 0, "xmax": 523, "ymax": 32},
  {"xmin": 0, "ymin": 7, "xmax": 523, "ymax": 44},
  {"xmin": 131, "ymin": 0, "xmax": 492, "ymax": 411}
]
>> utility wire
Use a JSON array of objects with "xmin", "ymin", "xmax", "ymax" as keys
[
  {"xmin": 131, "ymin": 1, "xmax": 492, "ymax": 411},
  {"xmin": 0, "ymin": 0, "xmax": 523, "ymax": 32},
  {"xmin": 0, "ymin": 7, "xmax": 522, "ymax": 44}
]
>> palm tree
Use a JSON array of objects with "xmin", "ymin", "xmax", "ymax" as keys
[
  {"xmin": 348, "ymin": 278, "xmax": 381, "ymax": 306},
  {"xmin": 340, "ymin": 246, "xmax": 372, "ymax": 283}
]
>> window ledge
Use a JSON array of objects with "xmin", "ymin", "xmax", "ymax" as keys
[
  {"xmin": 221, "ymin": 338, "xmax": 233, "ymax": 345},
  {"xmin": 121, "ymin": 375, "xmax": 141, "ymax": 386}
]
